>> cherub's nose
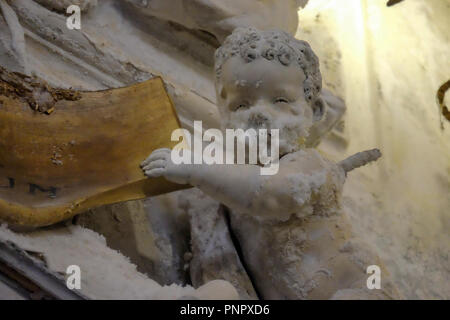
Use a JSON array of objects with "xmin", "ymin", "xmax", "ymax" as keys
[
  {"xmin": 254, "ymin": 98, "xmax": 293, "ymax": 117},
  {"xmin": 253, "ymin": 99, "xmax": 277, "ymax": 115}
]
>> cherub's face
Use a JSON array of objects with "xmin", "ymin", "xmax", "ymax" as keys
[{"xmin": 216, "ymin": 57, "xmax": 319, "ymax": 155}]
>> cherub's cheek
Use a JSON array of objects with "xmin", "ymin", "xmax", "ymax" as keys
[{"xmin": 289, "ymin": 104, "xmax": 302, "ymax": 115}]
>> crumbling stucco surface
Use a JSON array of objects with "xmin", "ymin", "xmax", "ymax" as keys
[
  {"xmin": 124, "ymin": 0, "xmax": 306, "ymax": 43},
  {"xmin": 0, "ymin": 224, "xmax": 238, "ymax": 300},
  {"xmin": 34, "ymin": 0, "xmax": 98, "ymax": 13},
  {"xmin": 297, "ymin": 0, "xmax": 450, "ymax": 299},
  {"xmin": 0, "ymin": 0, "xmax": 448, "ymax": 300}
]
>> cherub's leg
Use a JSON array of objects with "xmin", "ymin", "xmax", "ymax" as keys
[{"xmin": 179, "ymin": 189, "xmax": 258, "ymax": 300}]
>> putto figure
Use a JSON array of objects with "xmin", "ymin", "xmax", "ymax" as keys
[{"xmin": 141, "ymin": 27, "xmax": 400, "ymax": 299}]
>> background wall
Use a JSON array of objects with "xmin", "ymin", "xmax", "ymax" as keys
[{"xmin": 297, "ymin": 0, "xmax": 449, "ymax": 299}]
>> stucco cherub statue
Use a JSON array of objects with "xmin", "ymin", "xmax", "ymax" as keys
[{"xmin": 141, "ymin": 27, "xmax": 400, "ymax": 300}]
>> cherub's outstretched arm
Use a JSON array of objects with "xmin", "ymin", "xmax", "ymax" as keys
[
  {"xmin": 141, "ymin": 148, "xmax": 382, "ymax": 221},
  {"xmin": 141, "ymin": 148, "xmax": 263, "ymax": 215},
  {"xmin": 141, "ymin": 148, "xmax": 341, "ymax": 221}
]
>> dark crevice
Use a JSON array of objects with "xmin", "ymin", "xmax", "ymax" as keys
[
  {"xmin": 387, "ymin": 0, "xmax": 405, "ymax": 7},
  {"xmin": 222, "ymin": 204, "xmax": 263, "ymax": 300},
  {"xmin": 437, "ymin": 80, "xmax": 450, "ymax": 129}
]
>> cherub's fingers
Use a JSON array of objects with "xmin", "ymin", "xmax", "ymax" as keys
[
  {"xmin": 141, "ymin": 150, "xmax": 170, "ymax": 167},
  {"xmin": 141, "ymin": 155, "xmax": 153, "ymax": 167},
  {"xmin": 141, "ymin": 156, "xmax": 150, "ymax": 167},
  {"xmin": 142, "ymin": 160, "xmax": 166, "ymax": 171},
  {"xmin": 147, "ymin": 151, "xmax": 169, "ymax": 162},
  {"xmin": 145, "ymin": 168, "xmax": 166, "ymax": 178},
  {"xmin": 152, "ymin": 148, "xmax": 172, "ymax": 154}
]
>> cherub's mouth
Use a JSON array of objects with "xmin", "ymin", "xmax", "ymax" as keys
[{"xmin": 248, "ymin": 113, "xmax": 270, "ymax": 128}]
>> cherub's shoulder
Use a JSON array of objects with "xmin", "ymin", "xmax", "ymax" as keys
[
  {"xmin": 281, "ymin": 148, "xmax": 329, "ymax": 164},
  {"xmin": 280, "ymin": 148, "xmax": 343, "ymax": 178}
]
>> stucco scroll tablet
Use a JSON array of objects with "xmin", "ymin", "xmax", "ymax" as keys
[{"xmin": 0, "ymin": 75, "xmax": 187, "ymax": 228}]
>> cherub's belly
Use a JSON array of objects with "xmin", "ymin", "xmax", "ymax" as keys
[{"xmin": 230, "ymin": 212, "xmax": 399, "ymax": 299}]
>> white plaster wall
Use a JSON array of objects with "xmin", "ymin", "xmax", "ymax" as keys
[{"xmin": 297, "ymin": 0, "xmax": 449, "ymax": 299}]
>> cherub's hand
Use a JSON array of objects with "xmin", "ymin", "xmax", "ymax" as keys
[{"xmin": 140, "ymin": 148, "xmax": 191, "ymax": 185}]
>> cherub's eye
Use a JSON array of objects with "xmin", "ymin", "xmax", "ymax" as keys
[
  {"xmin": 235, "ymin": 102, "xmax": 249, "ymax": 110},
  {"xmin": 274, "ymin": 97, "xmax": 289, "ymax": 104}
]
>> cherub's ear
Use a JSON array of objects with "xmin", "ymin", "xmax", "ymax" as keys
[{"xmin": 312, "ymin": 97, "xmax": 326, "ymax": 122}]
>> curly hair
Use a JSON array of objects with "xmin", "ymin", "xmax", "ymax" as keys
[{"xmin": 214, "ymin": 27, "xmax": 322, "ymax": 105}]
